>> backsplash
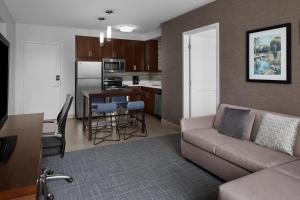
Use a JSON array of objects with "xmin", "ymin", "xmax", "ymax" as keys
[{"xmin": 104, "ymin": 72, "xmax": 162, "ymax": 82}]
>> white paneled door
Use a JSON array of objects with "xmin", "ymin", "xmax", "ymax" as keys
[
  {"xmin": 190, "ymin": 29, "xmax": 217, "ymax": 117},
  {"xmin": 23, "ymin": 42, "xmax": 61, "ymax": 119},
  {"xmin": 183, "ymin": 23, "xmax": 219, "ymax": 118}
]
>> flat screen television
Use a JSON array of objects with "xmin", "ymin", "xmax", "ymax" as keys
[{"xmin": 0, "ymin": 33, "xmax": 9, "ymax": 130}]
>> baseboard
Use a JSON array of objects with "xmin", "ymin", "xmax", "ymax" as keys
[
  {"xmin": 161, "ymin": 118, "xmax": 180, "ymax": 129},
  {"xmin": 68, "ymin": 114, "xmax": 75, "ymax": 119}
]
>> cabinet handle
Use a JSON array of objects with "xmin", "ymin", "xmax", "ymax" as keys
[
  {"xmin": 134, "ymin": 65, "xmax": 136, "ymax": 71},
  {"xmin": 147, "ymin": 65, "xmax": 150, "ymax": 71},
  {"xmin": 90, "ymin": 51, "xmax": 93, "ymax": 57}
]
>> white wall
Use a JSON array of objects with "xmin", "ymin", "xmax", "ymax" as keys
[
  {"xmin": 0, "ymin": 22, "xmax": 7, "ymax": 37},
  {"xmin": 14, "ymin": 23, "xmax": 148, "ymax": 116},
  {"xmin": 0, "ymin": 0, "xmax": 16, "ymax": 115}
]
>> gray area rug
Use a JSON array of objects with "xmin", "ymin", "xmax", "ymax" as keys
[{"xmin": 43, "ymin": 134, "xmax": 223, "ymax": 200}]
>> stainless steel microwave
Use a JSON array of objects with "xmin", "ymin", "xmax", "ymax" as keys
[{"xmin": 102, "ymin": 58, "xmax": 125, "ymax": 73}]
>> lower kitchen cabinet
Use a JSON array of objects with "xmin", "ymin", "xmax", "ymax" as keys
[
  {"xmin": 144, "ymin": 87, "xmax": 155, "ymax": 114},
  {"xmin": 129, "ymin": 86, "xmax": 161, "ymax": 116}
]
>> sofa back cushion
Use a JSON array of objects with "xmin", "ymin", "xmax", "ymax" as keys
[
  {"xmin": 214, "ymin": 104, "xmax": 255, "ymax": 140},
  {"xmin": 251, "ymin": 109, "xmax": 300, "ymax": 157},
  {"xmin": 254, "ymin": 113, "xmax": 300, "ymax": 155},
  {"xmin": 218, "ymin": 107, "xmax": 252, "ymax": 139}
]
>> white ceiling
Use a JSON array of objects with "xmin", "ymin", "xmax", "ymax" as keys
[{"xmin": 3, "ymin": 0, "xmax": 215, "ymax": 34}]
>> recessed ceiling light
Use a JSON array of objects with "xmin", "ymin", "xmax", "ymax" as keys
[
  {"xmin": 98, "ymin": 17, "xmax": 105, "ymax": 21},
  {"xmin": 117, "ymin": 25, "xmax": 137, "ymax": 33}
]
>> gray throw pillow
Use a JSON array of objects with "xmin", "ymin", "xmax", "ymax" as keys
[
  {"xmin": 255, "ymin": 113, "xmax": 299, "ymax": 155},
  {"xmin": 218, "ymin": 107, "xmax": 251, "ymax": 139}
]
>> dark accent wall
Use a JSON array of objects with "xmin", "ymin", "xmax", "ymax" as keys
[{"xmin": 162, "ymin": 0, "xmax": 300, "ymax": 124}]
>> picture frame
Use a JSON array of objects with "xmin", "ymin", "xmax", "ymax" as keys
[{"xmin": 246, "ymin": 23, "xmax": 291, "ymax": 83}]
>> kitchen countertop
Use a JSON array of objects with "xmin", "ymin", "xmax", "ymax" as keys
[{"xmin": 123, "ymin": 81, "xmax": 162, "ymax": 90}]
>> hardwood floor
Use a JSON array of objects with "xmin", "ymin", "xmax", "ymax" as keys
[{"xmin": 44, "ymin": 114, "xmax": 180, "ymax": 152}]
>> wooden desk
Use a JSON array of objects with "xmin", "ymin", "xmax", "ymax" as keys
[
  {"xmin": 82, "ymin": 88, "xmax": 146, "ymax": 141},
  {"xmin": 0, "ymin": 114, "xmax": 44, "ymax": 200}
]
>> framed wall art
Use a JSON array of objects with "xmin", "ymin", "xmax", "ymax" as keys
[{"xmin": 246, "ymin": 23, "xmax": 291, "ymax": 83}]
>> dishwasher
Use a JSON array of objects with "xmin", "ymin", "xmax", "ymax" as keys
[{"xmin": 154, "ymin": 89, "xmax": 162, "ymax": 118}]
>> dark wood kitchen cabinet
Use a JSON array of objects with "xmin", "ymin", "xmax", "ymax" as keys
[
  {"xmin": 75, "ymin": 36, "xmax": 101, "ymax": 60},
  {"xmin": 141, "ymin": 87, "xmax": 155, "ymax": 114},
  {"xmin": 129, "ymin": 86, "xmax": 161, "ymax": 115},
  {"xmin": 75, "ymin": 37, "xmax": 159, "ymax": 71},
  {"xmin": 124, "ymin": 40, "xmax": 134, "ymax": 71},
  {"xmin": 124, "ymin": 40, "xmax": 144, "ymax": 72},
  {"xmin": 144, "ymin": 40, "xmax": 158, "ymax": 72},
  {"xmin": 102, "ymin": 39, "xmax": 124, "ymax": 58},
  {"xmin": 134, "ymin": 41, "xmax": 144, "ymax": 71}
]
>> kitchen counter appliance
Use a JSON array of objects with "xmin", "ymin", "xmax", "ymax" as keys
[
  {"xmin": 75, "ymin": 61, "xmax": 102, "ymax": 118},
  {"xmin": 154, "ymin": 89, "xmax": 162, "ymax": 118},
  {"xmin": 103, "ymin": 76, "xmax": 128, "ymax": 90},
  {"xmin": 103, "ymin": 58, "xmax": 125, "ymax": 73},
  {"xmin": 132, "ymin": 76, "xmax": 139, "ymax": 85}
]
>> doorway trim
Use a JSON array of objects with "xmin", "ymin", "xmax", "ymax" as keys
[
  {"xmin": 182, "ymin": 23, "xmax": 220, "ymax": 118},
  {"xmin": 21, "ymin": 41, "xmax": 63, "ymax": 115}
]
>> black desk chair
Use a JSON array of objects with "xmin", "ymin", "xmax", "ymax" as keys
[{"xmin": 40, "ymin": 94, "xmax": 73, "ymax": 200}]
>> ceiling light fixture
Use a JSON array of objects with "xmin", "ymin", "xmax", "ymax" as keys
[
  {"xmin": 106, "ymin": 26, "xmax": 112, "ymax": 41},
  {"xmin": 99, "ymin": 32, "xmax": 104, "ymax": 46},
  {"xmin": 118, "ymin": 25, "xmax": 136, "ymax": 33}
]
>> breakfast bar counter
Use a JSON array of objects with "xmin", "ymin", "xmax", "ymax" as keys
[{"xmin": 82, "ymin": 88, "xmax": 146, "ymax": 141}]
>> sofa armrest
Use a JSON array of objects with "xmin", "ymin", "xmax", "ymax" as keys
[{"xmin": 181, "ymin": 115, "xmax": 215, "ymax": 133}]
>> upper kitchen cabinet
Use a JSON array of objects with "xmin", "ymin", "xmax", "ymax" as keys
[
  {"xmin": 144, "ymin": 40, "xmax": 158, "ymax": 72},
  {"xmin": 134, "ymin": 41, "xmax": 144, "ymax": 71},
  {"xmin": 102, "ymin": 39, "xmax": 124, "ymax": 59},
  {"xmin": 75, "ymin": 36, "xmax": 101, "ymax": 61},
  {"xmin": 102, "ymin": 39, "xmax": 113, "ymax": 58},
  {"xmin": 124, "ymin": 40, "xmax": 144, "ymax": 72},
  {"xmin": 124, "ymin": 40, "xmax": 134, "ymax": 71}
]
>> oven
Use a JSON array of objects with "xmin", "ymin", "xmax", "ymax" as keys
[
  {"xmin": 102, "ymin": 58, "xmax": 125, "ymax": 73},
  {"xmin": 103, "ymin": 76, "xmax": 128, "ymax": 90}
]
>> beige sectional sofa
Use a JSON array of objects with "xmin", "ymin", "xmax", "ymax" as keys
[{"xmin": 181, "ymin": 104, "xmax": 300, "ymax": 200}]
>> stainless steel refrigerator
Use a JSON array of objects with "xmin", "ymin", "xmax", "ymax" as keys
[{"xmin": 75, "ymin": 61, "xmax": 102, "ymax": 118}]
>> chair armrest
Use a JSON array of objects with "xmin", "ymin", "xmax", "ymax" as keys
[{"xmin": 181, "ymin": 115, "xmax": 215, "ymax": 133}]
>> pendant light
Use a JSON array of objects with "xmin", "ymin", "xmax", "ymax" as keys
[
  {"xmin": 99, "ymin": 32, "xmax": 104, "ymax": 46},
  {"xmin": 98, "ymin": 17, "xmax": 105, "ymax": 46},
  {"xmin": 107, "ymin": 26, "xmax": 112, "ymax": 41}
]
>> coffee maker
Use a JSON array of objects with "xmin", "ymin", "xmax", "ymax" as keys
[{"xmin": 132, "ymin": 76, "xmax": 139, "ymax": 85}]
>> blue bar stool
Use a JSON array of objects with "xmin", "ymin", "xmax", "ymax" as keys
[
  {"xmin": 117, "ymin": 101, "xmax": 147, "ymax": 140},
  {"xmin": 112, "ymin": 96, "xmax": 128, "ymax": 110},
  {"xmin": 91, "ymin": 96, "xmax": 105, "ymax": 111},
  {"xmin": 93, "ymin": 102, "xmax": 119, "ymax": 145}
]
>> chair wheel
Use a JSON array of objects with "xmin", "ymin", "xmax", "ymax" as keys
[
  {"xmin": 66, "ymin": 177, "xmax": 73, "ymax": 183},
  {"xmin": 47, "ymin": 193, "xmax": 54, "ymax": 200}
]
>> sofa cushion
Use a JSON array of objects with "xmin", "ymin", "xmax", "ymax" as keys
[
  {"xmin": 255, "ymin": 113, "xmax": 299, "ymax": 155},
  {"xmin": 215, "ymin": 141, "xmax": 298, "ymax": 172},
  {"xmin": 250, "ymin": 109, "xmax": 300, "ymax": 157},
  {"xmin": 219, "ymin": 169, "xmax": 300, "ymax": 200},
  {"xmin": 273, "ymin": 160, "xmax": 300, "ymax": 181},
  {"xmin": 214, "ymin": 104, "xmax": 255, "ymax": 140},
  {"xmin": 218, "ymin": 107, "xmax": 252, "ymax": 139},
  {"xmin": 182, "ymin": 128, "xmax": 239, "ymax": 154}
]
